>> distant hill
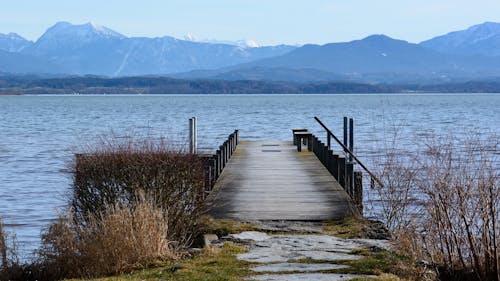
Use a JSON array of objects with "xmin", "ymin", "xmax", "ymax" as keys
[
  {"xmin": 420, "ymin": 22, "xmax": 500, "ymax": 57},
  {"xmin": 180, "ymin": 35, "xmax": 500, "ymax": 83},
  {"xmin": 174, "ymin": 66, "xmax": 348, "ymax": 82},
  {"xmin": 0, "ymin": 49, "xmax": 65, "ymax": 74}
]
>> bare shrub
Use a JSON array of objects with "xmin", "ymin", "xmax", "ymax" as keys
[
  {"xmin": 373, "ymin": 136, "xmax": 499, "ymax": 281},
  {"xmin": 372, "ymin": 149, "xmax": 419, "ymax": 233},
  {"xmin": 39, "ymin": 193, "xmax": 175, "ymax": 279},
  {"xmin": 0, "ymin": 216, "xmax": 6, "ymax": 270},
  {"xmin": 72, "ymin": 137, "xmax": 206, "ymax": 247},
  {"xmin": 414, "ymin": 138, "xmax": 499, "ymax": 281}
]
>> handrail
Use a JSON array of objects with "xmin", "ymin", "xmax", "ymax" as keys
[{"xmin": 314, "ymin": 116, "xmax": 384, "ymax": 187}]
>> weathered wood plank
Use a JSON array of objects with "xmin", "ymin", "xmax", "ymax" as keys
[{"xmin": 208, "ymin": 141, "xmax": 359, "ymax": 221}]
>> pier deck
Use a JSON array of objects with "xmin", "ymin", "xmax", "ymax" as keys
[{"xmin": 208, "ymin": 141, "xmax": 358, "ymax": 221}]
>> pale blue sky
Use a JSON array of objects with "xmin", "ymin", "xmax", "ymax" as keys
[{"xmin": 2, "ymin": 0, "xmax": 500, "ymax": 45}]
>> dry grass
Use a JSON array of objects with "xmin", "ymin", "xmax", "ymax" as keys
[
  {"xmin": 66, "ymin": 242, "xmax": 252, "ymax": 281},
  {"xmin": 38, "ymin": 193, "xmax": 176, "ymax": 279}
]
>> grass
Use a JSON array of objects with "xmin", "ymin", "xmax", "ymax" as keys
[
  {"xmin": 322, "ymin": 217, "xmax": 365, "ymax": 238},
  {"xmin": 349, "ymin": 274, "xmax": 404, "ymax": 281},
  {"xmin": 201, "ymin": 216, "xmax": 258, "ymax": 237},
  {"xmin": 67, "ymin": 242, "xmax": 252, "ymax": 281}
]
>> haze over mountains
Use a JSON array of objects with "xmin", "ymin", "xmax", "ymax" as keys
[{"xmin": 1, "ymin": 21, "xmax": 500, "ymax": 83}]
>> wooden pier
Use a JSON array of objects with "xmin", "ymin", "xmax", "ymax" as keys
[
  {"xmin": 199, "ymin": 117, "xmax": 377, "ymax": 221},
  {"xmin": 208, "ymin": 140, "xmax": 359, "ymax": 220}
]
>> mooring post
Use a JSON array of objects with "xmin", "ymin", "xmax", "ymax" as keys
[{"xmin": 189, "ymin": 117, "xmax": 197, "ymax": 154}]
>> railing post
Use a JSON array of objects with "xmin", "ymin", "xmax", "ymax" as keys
[
  {"xmin": 343, "ymin": 117, "xmax": 348, "ymax": 154},
  {"xmin": 346, "ymin": 162, "xmax": 354, "ymax": 197},
  {"xmin": 338, "ymin": 154, "xmax": 346, "ymax": 189},
  {"xmin": 327, "ymin": 149, "xmax": 334, "ymax": 175},
  {"xmin": 219, "ymin": 145, "xmax": 225, "ymax": 169},
  {"xmin": 349, "ymin": 118, "xmax": 354, "ymax": 162},
  {"xmin": 327, "ymin": 134, "xmax": 331, "ymax": 150},
  {"xmin": 210, "ymin": 156, "xmax": 217, "ymax": 187},
  {"xmin": 332, "ymin": 153, "xmax": 339, "ymax": 180},
  {"xmin": 354, "ymin": 171, "xmax": 363, "ymax": 214}
]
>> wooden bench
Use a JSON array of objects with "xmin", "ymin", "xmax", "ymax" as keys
[
  {"xmin": 293, "ymin": 131, "xmax": 312, "ymax": 152},
  {"xmin": 291, "ymin": 128, "xmax": 308, "ymax": 145}
]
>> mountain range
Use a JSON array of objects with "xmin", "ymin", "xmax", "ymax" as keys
[{"xmin": 1, "ymin": 21, "xmax": 500, "ymax": 83}]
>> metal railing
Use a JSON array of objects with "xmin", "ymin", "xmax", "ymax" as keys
[
  {"xmin": 314, "ymin": 116, "xmax": 383, "ymax": 187},
  {"xmin": 199, "ymin": 130, "xmax": 239, "ymax": 198}
]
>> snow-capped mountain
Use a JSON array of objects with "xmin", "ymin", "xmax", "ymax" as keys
[
  {"xmin": 0, "ymin": 32, "xmax": 32, "ymax": 52},
  {"xmin": 184, "ymin": 33, "xmax": 260, "ymax": 48},
  {"xmin": 420, "ymin": 22, "xmax": 500, "ymax": 56},
  {"xmin": 13, "ymin": 22, "xmax": 295, "ymax": 76}
]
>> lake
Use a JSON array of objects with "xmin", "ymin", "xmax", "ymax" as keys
[{"xmin": 0, "ymin": 93, "xmax": 499, "ymax": 256}]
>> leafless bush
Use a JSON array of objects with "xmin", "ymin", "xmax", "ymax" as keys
[
  {"xmin": 0, "ymin": 216, "xmax": 6, "ymax": 270},
  {"xmin": 414, "ymin": 138, "xmax": 499, "ymax": 281},
  {"xmin": 372, "ymin": 136, "xmax": 499, "ymax": 281},
  {"xmin": 38, "ymin": 193, "xmax": 175, "ymax": 279},
  {"xmin": 372, "ymin": 148, "xmax": 419, "ymax": 233},
  {"xmin": 0, "ymin": 216, "xmax": 28, "ymax": 281},
  {"xmin": 72, "ymin": 137, "xmax": 206, "ymax": 247}
]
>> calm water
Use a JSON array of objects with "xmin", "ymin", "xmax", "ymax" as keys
[{"xmin": 0, "ymin": 93, "xmax": 499, "ymax": 255}]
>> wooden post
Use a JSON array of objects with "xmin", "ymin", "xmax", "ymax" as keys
[
  {"xmin": 235, "ymin": 130, "xmax": 239, "ymax": 145},
  {"xmin": 189, "ymin": 118, "xmax": 194, "ymax": 153},
  {"xmin": 210, "ymin": 156, "xmax": 217, "ymax": 187},
  {"xmin": 338, "ymin": 154, "xmax": 346, "ymax": 189},
  {"xmin": 349, "ymin": 118, "xmax": 354, "ymax": 162},
  {"xmin": 346, "ymin": 162, "xmax": 354, "ymax": 197},
  {"xmin": 220, "ymin": 145, "xmax": 225, "ymax": 169},
  {"xmin": 216, "ymin": 150, "xmax": 221, "ymax": 176},
  {"xmin": 327, "ymin": 134, "xmax": 331, "ymax": 150},
  {"xmin": 225, "ymin": 141, "xmax": 229, "ymax": 163},
  {"xmin": 354, "ymin": 171, "xmax": 363, "ymax": 214},
  {"xmin": 229, "ymin": 134, "xmax": 233, "ymax": 155},
  {"xmin": 332, "ymin": 153, "xmax": 339, "ymax": 180},
  {"xmin": 343, "ymin": 117, "xmax": 348, "ymax": 154},
  {"xmin": 327, "ymin": 149, "xmax": 334, "ymax": 176}
]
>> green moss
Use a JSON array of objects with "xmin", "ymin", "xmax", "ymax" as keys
[
  {"xmin": 322, "ymin": 217, "xmax": 365, "ymax": 238},
  {"xmin": 201, "ymin": 216, "xmax": 259, "ymax": 237},
  {"xmin": 335, "ymin": 250, "xmax": 408, "ymax": 275}
]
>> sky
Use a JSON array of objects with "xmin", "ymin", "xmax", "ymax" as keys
[{"xmin": 1, "ymin": 0, "xmax": 500, "ymax": 45}]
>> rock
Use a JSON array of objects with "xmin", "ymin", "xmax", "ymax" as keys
[
  {"xmin": 251, "ymin": 263, "xmax": 349, "ymax": 272},
  {"xmin": 232, "ymin": 232, "xmax": 373, "ymax": 263},
  {"xmin": 231, "ymin": 231, "xmax": 270, "ymax": 242},
  {"xmin": 203, "ymin": 233, "xmax": 219, "ymax": 247},
  {"xmin": 362, "ymin": 220, "xmax": 390, "ymax": 239},
  {"xmin": 248, "ymin": 273, "xmax": 374, "ymax": 281}
]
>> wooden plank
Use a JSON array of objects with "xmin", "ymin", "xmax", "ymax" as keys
[{"xmin": 208, "ymin": 141, "xmax": 359, "ymax": 221}]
